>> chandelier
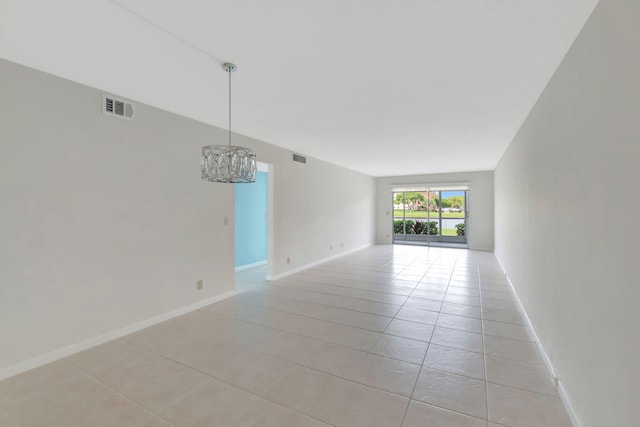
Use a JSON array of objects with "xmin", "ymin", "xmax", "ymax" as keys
[{"xmin": 201, "ymin": 63, "xmax": 257, "ymax": 183}]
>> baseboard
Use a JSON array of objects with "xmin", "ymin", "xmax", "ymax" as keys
[
  {"xmin": 495, "ymin": 257, "xmax": 583, "ymax": 427},
  {"xmin": 0, "ymin": 289, "xmax": 236, "ymax": 381},
  {"xmin": 266, "ymin": 244, "xmax": 372, "ymax": 281},
  {"xmin": 557, "ymin": 378, "xmax": 583, "ymax": 427},
  {"xmin": 469, "ymin": 246, "xmax": 493, "ymax": 252},
  {"xmin": 234, "ymin": 260, "xmax": 267, "ymax": 272}
]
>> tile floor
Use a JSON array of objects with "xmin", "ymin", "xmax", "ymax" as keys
[{"xmin": 0, "ymin": 245, "xmax": 574, "ymax": 427}]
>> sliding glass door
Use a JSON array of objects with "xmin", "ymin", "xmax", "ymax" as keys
[{"xmin": 392, "ymin": 189, "xmax": 467, "ymax": 245}]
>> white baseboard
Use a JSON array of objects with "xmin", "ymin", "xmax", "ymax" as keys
[
  {"xmin": 495, "ymin": 258, "xmax": 582, "ymax": 427},
  {"xmin": 557, "ymin": 378, "xmax": 582, "ymax": 427},
  {"xmin": 266, "ymin": 244, "xmax": 372, "ymax": 281},
  {"xmin": 469, "ymin": 246, "xmax": 493, "ymax": 252},
  {"xmin": 234, "ymin": 260, "xmax": 267, "ymax": 272},
  {"xmin": 0, "ymin": 290, "xmax": 236, "ymax": 381}
]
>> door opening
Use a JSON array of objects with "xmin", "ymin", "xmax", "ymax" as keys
[
  {"xmin": 234, "ymin": 161, "xmax": 272, "ymax": 291},
  {"xmin": 392, "ymin": 188, "xmax": 467, "ymax": 247}
]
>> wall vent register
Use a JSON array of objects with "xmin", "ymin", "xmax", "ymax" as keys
[
  {"xmin": 103, "ymin": 94, "xmax": 134, "ymax": 120},
  {"xmin": 292, "ymin": 153, "xmax": 307, "ymax": 164}
]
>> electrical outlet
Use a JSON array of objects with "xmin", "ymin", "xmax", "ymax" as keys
[
  {"xmin": 330, "ymin": 245, "xmax": 333, "ymax": 250},
  {"xmin": 223, "ymin": 216, "xmax": 229, "ymax": 225},
  {"xmin": 197, "ymin": 280, "xmax": 203, "ymax": 290},
  {"xmin": 286, "ymin": 257, "xmax": 290, "ymax": 264}
]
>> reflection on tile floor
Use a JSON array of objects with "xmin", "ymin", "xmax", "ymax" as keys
[{"xmin": 0, "ymin": 245, "xmax": 574, "ymax": 426}]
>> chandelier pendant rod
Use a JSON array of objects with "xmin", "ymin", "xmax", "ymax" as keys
[{"xmin": 228, "ymin": 63, "xmax": 232, "ymax": 148}]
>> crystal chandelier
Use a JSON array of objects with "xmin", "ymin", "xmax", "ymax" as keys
[{"xmin": 201, "ymin": 63, "xmax": 257, "ymax": 183}]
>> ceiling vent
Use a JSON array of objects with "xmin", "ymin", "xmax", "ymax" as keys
[
  {"xmin": 103, "ymin": 94, "xmax": 134, "ymax": 120},
  {"xmin": 292, "ymin": 153, "xmax": 307, "ymax": 164}
]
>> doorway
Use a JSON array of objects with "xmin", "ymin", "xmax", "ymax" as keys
[
  {"xmin": 392, "ymin": 188, "xmax": 467, "ymax": 246},
  {"xmin": 234, "ymin": 161, "xmax": 272, "ymax": 291}
]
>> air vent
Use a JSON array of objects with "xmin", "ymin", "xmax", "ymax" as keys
[
  {"xmin": 292, "ymin": 153, "xmax": 307, "ymax": 164},
  {"xmin": 103, "ymin": 94, "xmax": 134, "ymax": 120}
]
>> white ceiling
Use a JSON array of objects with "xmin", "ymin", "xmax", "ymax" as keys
[{"xmin": 0, "ymin": 0, "xmax": 598, "ymax": 177}]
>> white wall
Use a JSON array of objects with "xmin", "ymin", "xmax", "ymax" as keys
[
  {"xmin": 0, "ymin": 59, "xmax": 375, "ymax": 375},
  {"xmin": 227, "ymin": 135, "xmax": 376, "ymax": 278},
  {"xmin": 494, "ymin": 0, "xmax": 639, "ymax": 426},
  {"xmin": 375, "ymin": 171, "xmax": 494, "ymax": 251}
]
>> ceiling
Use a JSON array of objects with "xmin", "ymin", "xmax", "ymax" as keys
[{"xmin": 0, "ymin": 0, "xmax": 598, "ymax": 177}]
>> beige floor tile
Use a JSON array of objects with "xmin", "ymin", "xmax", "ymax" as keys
[
  {"xmin": 419, "ymin": 277, "xmax": 450, "ymax": 286},
  {"xmin": 347, "ymin": 354, "xmax": 420, "ymax": 397},
  {"xmin": 449, "ymin": 280, "xmax": 480, "ymax": 289},
  {"xmin": 122, "ymin": 322, "xmax": 213, "ymax": 360},
  {"xmin": 268, "ymin": 286, "xmax": 402, "ymax": 317},
  {"xmin": 260, "ymin": 331, "xmax": 367, "ymax": 377},
  {"xmin": 215, "ymin": 301, "xmax": 381, "ymax": 351},
  {"xmin": 482, "ymin": 307, "xmax": 527, "ymax": 325},
  {"xmin": 413, "ymin": 367, "xmax": 487, "ymax": 419},
  {"xmin": 64, "ymin": 338, "xmax": 145, "ymax": 373},
  {"xmin": 424, "ymin": 344, "xmax": 485, "ymax": 380},
  {"xmin": 481, "ymin": 298, "xmax": 520, "ymax": 311},
  {"xmin": 385, "ymin": 319, "xmax": 435, "ymax": 342},
  {"xmin": 0, "ymin": 246, "xmax": 575, "ymax": 427},
  {"xmin": 0, "ymin": 361, "xmax": 80, "ymax": 407},
  {"xmin": 74, "ymin": 345, "xmax": 175, "ymax": 392},
  {"xmin": 484, "ymin": 336, "xmax": 543, "ymax": 364},
  {"xmin": 410, "ymin": 288, "xmax": 446, "ymax": 301},
  {"xmin": 175, "ymin": 339, "xmax": 295, "ymax": 395},
  {"xmin": 440, "ymin": 302, "xmax": 482, "ymax": 319},
  {"xmin": 1, "ymin": 363, "xmax": 114, "ymax": 427},
  {"xmin": 447, "ymin": 286, "xmax": 481, "ymax": 297},
  {"xmin": 396, "ymin": 306, "xmax": 439, "ymax": 325},
  {"xmin": 444, "ymin": 294, "xmax": 482, "ymax": 307},
  {"xmin": 389, "ymin": 278, "xmax": 421, "ymax": 289},
  {"xmin": 219, "ymin": 318, "xmax": 286, "ymax": 350},
  {"xmin": 0, "ymin": 407, "xmax": 20, "ymax": 427},
  {"xmin": 199, "ymin": 298, "xmax": 236, "ymax": 316},
  {"xmin": 291, "ymin": 281, "xmax": 409, "ymax": 305},
  {"xmin": 265, "ymin": 365, "xmax": 409, "ymax": 427},
  {"xmin": 481, "ymin": 290, "xmax": 514, "ymax": 300},
  {"xmin": 166, "ymin": 309, "xmax": 233, "ymax": 337},
  {"xmin": 140, "ymin": 418, "xmax": 174, "ymax": 427},
  {"xmin": 395, "ymin": 273, "xmax": 423, "ymax": 281},
  {"xmin": 237, "ymin": 292, "xmax": 393, "ymax": 331},
  {"xmin": 117, "ymin": 362, "xmax": 209, "ymax": 413},
  {"xmin": 161, "ymin": 378, "xmax": 331, "ymax": 427},
  {"xmin": 436, "ymin": 313, "xmax": 483, "ymax": 333},
  {"xmin": 48, "ymin": 393, "xmax": 165, "ymax": 427},
  {"xmin": 481, "ymin": 287, "xmax": 512, "ymax": 297},
  {"xmin": 487, "ymin": 383, "xmax": 572, "ymax": 427},
  {"xmin": 402, "ymin": 401, "xmax": 488, "ymax": 427},
  {"xmin": 483, "ymin": 320, "xmax": 533, "ymax": 342},
  {"xmin": 334, "ymin": 278, "xmax": 414, "ymax": 296},
  {"xmin": 305, "ymin": 317, "xmax": 381, "ymax": 351},
  {"xmin": 369, "ymin": 334, "xmax": 429, "ymax": 365},
  {"xmin": 431, "ymin": 327, "xmax": 484, "ymax": 353},
  {"xmin": 485, "ymin": 356, "xmax": 556, "ymax": 395},
  {"xmin": 306, "ymin": 303, "xmax": 392, "ymax": 331},
  {"xmin": 404, "ymin": 296, "xmax": 443, "ymax": 312}
]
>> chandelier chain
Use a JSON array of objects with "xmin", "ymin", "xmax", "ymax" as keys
[{"xmin": 228, "ymin": 65, "xmax": 232, "ymax": 148}]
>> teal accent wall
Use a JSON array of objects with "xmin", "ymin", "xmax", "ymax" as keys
[{"xmin": 235, "ymin": 171, "xmax": 268, "ymax": 267}]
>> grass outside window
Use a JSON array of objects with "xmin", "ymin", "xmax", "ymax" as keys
[{"xmin": 393, "ymin": 210, "xmax": 465, "ymax": 219}]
